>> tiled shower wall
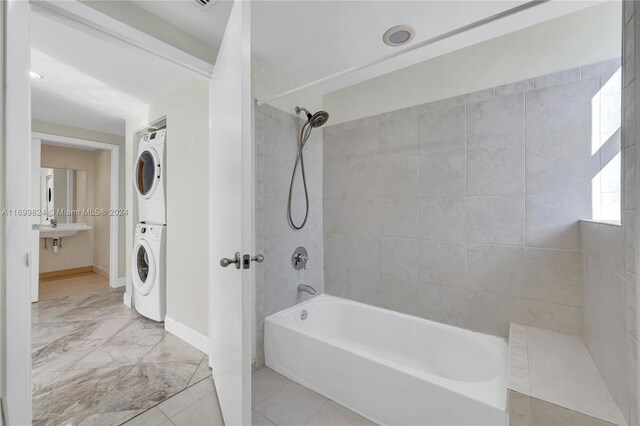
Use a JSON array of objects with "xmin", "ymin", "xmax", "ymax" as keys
[
  {"xmin": 581, "ymin": 2, "xmax": 640, "ymax": 423},
  {"xmin": 255, "ymin": 104, "xmax": 323, "ymax": 367},
  {"xmin": 323, "ymin": 58, "xmax": 621, "ymax": 339}
]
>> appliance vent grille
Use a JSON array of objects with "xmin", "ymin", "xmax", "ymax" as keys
[{"xmin": 194, "ymin": 0, "xmax": 214, "ymax": 10}]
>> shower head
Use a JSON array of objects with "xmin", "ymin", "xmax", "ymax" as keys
[
  {"xmin": 309, "ymin": 111, "xmax": 329, "ymax": 128},
  {"xmin": 295, "ymin": 106, "xmax": 329, "ymax": 128}
]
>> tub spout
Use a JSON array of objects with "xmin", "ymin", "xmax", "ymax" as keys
[{"xmin": 297, "ymin": 283, "xmax": 317, "ymax": 295}]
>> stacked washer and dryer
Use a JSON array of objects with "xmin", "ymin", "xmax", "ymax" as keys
[{"xmin": 132, "ymin": 129, "xmax": 167, "ymax": 322}]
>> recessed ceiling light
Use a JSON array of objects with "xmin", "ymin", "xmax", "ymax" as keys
[
  {"xmin": 29, "ymin": 71, "xmax": 44, "ymax": 79},
  {"xmin": 383, "ymin": 25, "xmax": 416, "ymax": 47}
]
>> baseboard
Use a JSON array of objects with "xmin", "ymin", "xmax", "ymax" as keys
[
  {"xmin": 164, "ymin": 315, "xmax": 209, "ymax": 354},
  {"xmin": 123, "ymin": 291, "xmax": 132, "ymax": 308},
  {"xmin": 112, "ymin": 276, "xmax": 126, "ymax": 288},
  {"xmin": 39, "ymin": 266, "xmax": 92, "ymax": 280},
  {"xmin": 92, "ymin": 265, "xmax": 109, "ymax": 279}
]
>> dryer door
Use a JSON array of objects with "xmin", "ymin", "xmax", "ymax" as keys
[
  {"xmin": 132, "ymin": 239, "xmax": 156, "ymax": 296},
  {"xmin": 135, "ymin": 148, "xmax": 160, "ymax": 199}
]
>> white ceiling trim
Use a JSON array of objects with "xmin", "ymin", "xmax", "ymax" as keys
[
  {"xmin": 256, "ymin": 0, "xmax": 550, "ymax": 106},
  {"xmin": 31, "ymin": 0, "xmax": 214, "ymax": 78}
]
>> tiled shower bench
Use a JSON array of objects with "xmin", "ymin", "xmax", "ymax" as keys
[{"xmin": 508, "ymin": 323, "xmax": 626, "ymax": 426}]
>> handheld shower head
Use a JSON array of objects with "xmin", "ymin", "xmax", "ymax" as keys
[
  {"xmin": 310, "ymin": 111, "xmax": 329, "ymax": 128},
  {"xmin": 295, "ymin": 106, "xmax": 329, "ymax": 128}
]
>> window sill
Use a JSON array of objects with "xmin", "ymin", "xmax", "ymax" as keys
[{"xmin": 579, "ymin": 219, "xmax": 622, "ymax": 227}]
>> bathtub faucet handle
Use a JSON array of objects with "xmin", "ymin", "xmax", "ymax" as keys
[{"xmin": 291, "ymin": 246, "xmax": 309, "ymax": 270}]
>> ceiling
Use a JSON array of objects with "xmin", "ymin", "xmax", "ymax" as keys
[
  {"xmin": 132, "ymin": 0, "xmax": 233, "ymax": 48},
  {"xmin": 251, "ymin": 0, "xmax": 607, "ymax": 94},
  {"xmin": 30, "ymin": 10, "xmax": 198, "ymax": 135}
]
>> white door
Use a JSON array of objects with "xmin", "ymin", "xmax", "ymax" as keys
[
  {"xmin": 208, "ymin": 1, "xmax": 253, "ymax": 425},
  {"xmin": 30, "ymin": 138, "xmax": 42, "ymax": 302}
]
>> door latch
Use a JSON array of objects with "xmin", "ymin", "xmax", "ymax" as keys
[{"xmin": 242, "ymin": 254, "xmax": 264, "ymax": 269}]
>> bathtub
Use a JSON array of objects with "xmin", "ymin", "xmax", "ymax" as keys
[{"xmin": 265, "ymin": 294, "xmax": 508, "ymax": 426}]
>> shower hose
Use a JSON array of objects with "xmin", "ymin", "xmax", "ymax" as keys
[{"xmin": 287, "ymin": 120, "xmax": 315, "ymax": 230}]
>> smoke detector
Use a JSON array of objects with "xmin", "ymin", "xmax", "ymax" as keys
[
  {"xmin": 193, "ymin": 0, "xmax": 215, "ymax": 10},
  {"xmin": 383, "ymin": 25, "xmax": 416, "ymax": 47}
]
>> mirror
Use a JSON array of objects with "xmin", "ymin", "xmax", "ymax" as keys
[{"xmin": 40, "ymin": 168, "xmax": 87, "ymax": 224}]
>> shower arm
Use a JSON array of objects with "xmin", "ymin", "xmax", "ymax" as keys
[{"xmin": 255, "ymin": 0, "xmax": 550, "ymax": 107}]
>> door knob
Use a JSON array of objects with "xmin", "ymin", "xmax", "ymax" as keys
[
  {"xmin": 251, "ymin": 254, "xmax": 264, "ymax": 263},
  {"xmin": 220, "ymin": 252, "xmax": 241, "ymax": 269}
]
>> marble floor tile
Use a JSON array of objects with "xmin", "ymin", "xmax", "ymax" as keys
[
  {"xmin": 95, "ymin": 362, "xmax": 198, "ymax": 413},
  {"xmin": 158, "ymin": 376, "xmax": 215, "ymax": 418},
  {"xmin": 32, "ymin": 287, "xmax": 207, "ymax": 425},
  {"xmin": 117, "ymin": 317, "xmax": 167, "ymax": 339},
  {"xmin": 188, "ymin": 356, "xmax": 212, "ymax": 386},
  {"xmin": 33, "ymin": 366, "xmax": 134, "ymax": 421},
  {"xmin": 32, "ymin": 335, "xmax": 107, "ymax": 373},
  {"xmin": 142, "ymin": 334, "xmax": 205, "ymax": 365},
  {"xmin": 31, "ymin": 320, "xmax": 88, "ymax": 347},
  {"xmin": 78, "ymin": 409, "xmax": 143, "ymax": 426},
  {"xmin": 72, "ymin": 332, "xmax": 164, "ymax": 369}
]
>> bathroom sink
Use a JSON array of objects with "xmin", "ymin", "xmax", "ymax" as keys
[{"xmin": 39, "ymin": 223, "xmax": 92, "ymax": 238}]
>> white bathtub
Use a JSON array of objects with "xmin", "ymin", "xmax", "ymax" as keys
[{"xmin": 265, "ymin": 294, "xmax": 508, "ymax": 426}]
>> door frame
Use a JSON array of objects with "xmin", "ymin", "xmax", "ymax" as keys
[{"xmin": 32, "ymin": 132, "xmax": 122, "ymax": 291}]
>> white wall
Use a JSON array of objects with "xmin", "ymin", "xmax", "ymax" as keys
[
  {"xmin": 80, "ymin": 0, "xmax": 216, "ymax": 64},
  {"xmin": 32, "ymin": 120, "xmax": 126, "ymax": 278},
  {"xmin": 252, "ymin": 55, "xmax": 323, "ymax": 116},
  {"xmin": 325, "ymin": 1, "xmax": 622, "ymax": 124},
  {"xmin": 126, "ymin": 78, "xmax": 210, "ymax": 335}
]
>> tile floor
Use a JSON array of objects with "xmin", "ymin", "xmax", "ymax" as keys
[
  {"xmin": 38, "ymin": 272, "xmax": 110, "ymax": 301},
  {"xmin": 252, "ymin": 367, "xmax": 376, "ymax": 426},
  {"xmin": 32, "ymin": 286, "xmax": 223, "ymax": 425},
  {"xmin": 33, "ymin": 283, "xmax": 375, "ymax": 425}
]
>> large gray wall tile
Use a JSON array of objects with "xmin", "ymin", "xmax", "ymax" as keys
[
  {"xmin": 419, "ymin": 152, "xmax": 465, "ymax": 196},
  {"xmin": 348, "ymin": 234, "xmax": 380, "ymax": 273},
  {"xmin": 379, "ymin": 156, "xmax": 419, "ymax": 198},
  {"xmin": 466, "ymin": 93, "xmax": 525, "ymax": 149},
  {"xmin": 347, "ymin": 158, "xmax": 379, "ymax": 199},
  {"xmin": 380, "ymin": 237, "xmax": 419, "ymax": 281},
  {"xmin": 417, "ymin": 283, "xmax": 467, "ymax": 328},
  {"xmin": 380, "ymin": 115, "xmax": 419, "ymax": 157},
  {"xmin": 419, "ymin": 240, "xmax": 466, "ymax": 288},
  {"xmin": 323, "ymin": 199, "xmax": 347, "ymax": 234},
  {"xmin": 419, "ymin": 106, "xmax": 465, "ymax": 155},
  {"xmin": 467, "ymin": 196, "xmax": 524, "ymax": 245},
  {"xmin": 466, "ymin": 145, "xmax": 525, "ymax": 195},
  {"xmin": 467, "ymin": 244, "xmax": 526, "ymax": 297},
  {"xmin": 525, "ymin": 194, "xmax": 589, "ymax": 250},
  {"xmin": 380, "ymin": 198, "xmax": 419, "ymax": 238},
  {"xmin": 524, "ymin": 248, "xmax": 583, "ymax": 307},
  {"xmin": 419, "ymin": 197, "xmax": 466, "ymax": 242},
  {"xmin": 525, "ymin": 78, "xmax": 599, "ymax": 195},
  {"xmin": 347, "ymin": 198, "xmax": 379, "ymax": 236},
  {"xmin": 346, "ymin": 123, "xmax": 379, "ymax": 162}
]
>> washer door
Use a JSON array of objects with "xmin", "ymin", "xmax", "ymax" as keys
[
  {"xmin": 135, "ymin": 148, "xmax": 160, "ymax": 199},
  {"xmin": 132, "ymin": 240, "xmax": 156, "ymax": 296}
]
